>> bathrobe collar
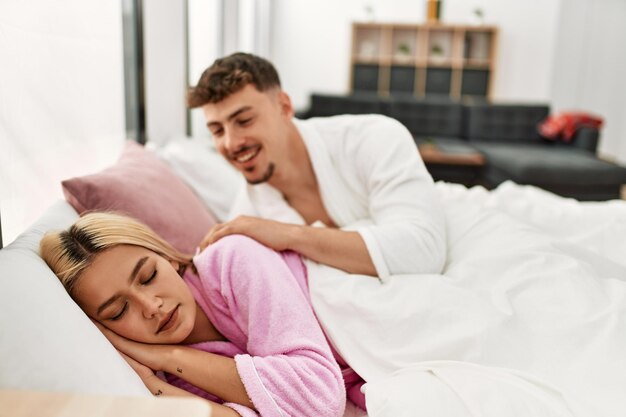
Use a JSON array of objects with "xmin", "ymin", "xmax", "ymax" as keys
[{"xmin": 244, "ymin": 118, "xmax": 359, "ymax": 227}]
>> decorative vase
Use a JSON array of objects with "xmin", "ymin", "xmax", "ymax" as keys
[{"xmin": 427, "ymin": 0, "xmax": 442, "ymax": 23}]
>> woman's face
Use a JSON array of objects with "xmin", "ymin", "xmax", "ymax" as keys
[{"xmin": 73, "ymin": 244, "xmax": 197, "ymax": 344}]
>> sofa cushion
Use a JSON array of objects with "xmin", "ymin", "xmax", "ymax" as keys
[
  {"xmin": 306, "ymin": 93, "xmax": 385, "ymax": 118},
  {"xmin": 465, "ymin": 104, "xmax": 550, "ymax": 143},
  {"xmin": 474, "ymin": 142, "xmax": 626, "ymax": 187},
  {"xmin": 388, "ymin": 97, "xmax": 464, "ymax": 139}
]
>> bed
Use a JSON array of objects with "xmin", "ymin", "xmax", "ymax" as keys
[{"xmin": 1, "ymin": 136, "xmax": 625, "ymax": 417}]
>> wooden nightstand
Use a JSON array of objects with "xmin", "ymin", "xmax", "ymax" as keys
[{"xmin": 0, "ymin": 389, "xmax": 212, "ymax": 417}]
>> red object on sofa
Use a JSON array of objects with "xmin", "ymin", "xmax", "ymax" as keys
[{"xmin": 538, "ymin": 112, "xmax": 603, "ymax": 142}]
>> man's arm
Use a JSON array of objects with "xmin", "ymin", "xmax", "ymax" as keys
[
  {"xmin": 200, "ymin": 216, "xmax": 377, "ymax": 276},
  {"xmin": 215, "ymin": 115, "xmax": 446, "ymax": 279},
  {"xmin": 327, "ymin": 115, "xmax": 446, "ymax": 278}
]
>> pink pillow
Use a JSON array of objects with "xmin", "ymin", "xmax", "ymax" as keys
[{"xmin": 62, "ymin": 141, "xmax": 216, "ymax": 254}]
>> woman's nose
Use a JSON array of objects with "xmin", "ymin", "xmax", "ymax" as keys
[{"xmin": 138, "ymin": 293, "xmax": 162, "ymax": 319}]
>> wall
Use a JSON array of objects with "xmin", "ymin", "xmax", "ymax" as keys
[
  {"xmin": 0, "ymin": 0, "xmax": 125, "ymax": 245},
  {"xmin": 550, "ymin": 0, "xmax": 626, "ymax": 163},
  {"xmin": 272, "ymin": 0, "xmax": 626, "ymax": 163},
  {"xmin": 442, "ymin": 0, "xmax": 561, "ymax": 103},
  {"xmin": 272, "ymin": 0, "xmax": 425, "ymax": 111},
  {"xmin": 271, "ymin": 0, "xmax": 562, "ymax": 110}
]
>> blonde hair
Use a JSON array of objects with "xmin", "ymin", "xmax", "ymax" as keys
[{"xmin": 40, "ymin": 212, "xmax": 193, "ymax": 296}]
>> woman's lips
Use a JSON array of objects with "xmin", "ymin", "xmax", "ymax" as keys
[{"xmin": 157, "ymin": 305, "xmax": 179, "ymax": 334}]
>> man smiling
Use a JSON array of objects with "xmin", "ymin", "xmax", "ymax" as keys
[{"xmin": 190, "ymin": 52, "xmax": 445, "ymax": 280}]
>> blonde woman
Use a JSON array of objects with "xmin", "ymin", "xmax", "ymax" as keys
[{"xmin": 40, "ymin": 212, "xmax": 366, "ymax": 417}]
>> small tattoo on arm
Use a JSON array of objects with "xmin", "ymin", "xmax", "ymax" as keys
[
  {"xmin": 154, "ymin": 389, "xmax": 163, "ymax": 396},
  {"xmin": 176, "ymin": 367, "xmax": 183, "ymax": 373}
]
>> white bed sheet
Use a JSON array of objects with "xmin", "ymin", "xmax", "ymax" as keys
[
  {"xmin": 311, "ymin": 181, "xmax": 626, "ymax": 417},
  {"xmin": 4, "ymin": 168, "xmax": 625, "ymax": 416}
]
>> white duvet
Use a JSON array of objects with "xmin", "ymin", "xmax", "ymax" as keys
[{"xmin": 308, "ymin": 181, "xmax": 626, "ymax": 417}]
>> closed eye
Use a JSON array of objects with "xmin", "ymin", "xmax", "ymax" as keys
[
  {"xmin": 210, "ymin": 127, "xmax": 224, "ymax": 137},
  {"xmin": 141, "ymin": 269, "xmax": 157, "ymax": 285},
  {"xmin": 238, "ymin": 117, "xmax": 253, "ymax": 126},
  {"xmin": 110, "ymin": 302, "xmax": 128, "ymax": 321}
]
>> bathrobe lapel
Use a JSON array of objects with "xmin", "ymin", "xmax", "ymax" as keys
[
  {"xmin": 243, "ymin": 119, "xmax": 364, "ymax": 227},
  {"xmin": 246, "ymin": 183, "xmax": 306, "ymax": 224},
  {"xmin": 295, "ymin": 120, "xmax": 363, "ymax": 227}
]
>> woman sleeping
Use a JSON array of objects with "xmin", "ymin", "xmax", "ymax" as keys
[
  {"xmin": 39, "ymin": 212, "xmax": 365, "ymax": 417},
  {"xmin": 40, "ymin": 204, "xmax": 626, "ymax": 417}
]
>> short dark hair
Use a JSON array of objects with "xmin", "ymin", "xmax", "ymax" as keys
[{"xmin": 187, "ymin": 52, "xmax": 281, "ymax": 108}]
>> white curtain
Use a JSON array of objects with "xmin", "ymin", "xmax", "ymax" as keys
[
  {"xmin": 187, "ymin": 0, "xmax": 273, "ymax": 138},
  {"xmin": 238, "ymin": 0, "xmax": 273, "ymax": 58},
  {"xmin": 0, "ymin": 0, "xmax": 126, "ymax": 245}
]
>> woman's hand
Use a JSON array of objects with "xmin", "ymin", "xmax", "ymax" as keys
[
  {"xmin": 118, "ymin": 351, "xmax": 155, "ymax": 381},
  {"xmin": 91, "ymin": 319, "xmax": 249, "ymax": 412},
  {"xmin": 92, "ymin": 320, "xmax": 169, "ymax": 371}
]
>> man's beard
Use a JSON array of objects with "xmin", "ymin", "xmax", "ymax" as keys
[{"xmin": 246, "ymin": 162, "xmax": 275, "ymax": 185}]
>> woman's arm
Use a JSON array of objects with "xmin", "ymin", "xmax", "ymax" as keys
[
  {"xmin": 100, "ymin": 235, "xmax": 345, "ymax": 417},
  {"xmin": 142, "ymin": 373, "xmax": 239, "ymax": 417},
  {"xmin": 100, "ymin": 327, "xmax": 254, "ymax": 409},
  {"xmin": 194, "ymin": 235, "xmax": 346, "ymax": 417},
  {"xmin": 119, "ymin": 351, "xmax": 241, "ymax": 417}
]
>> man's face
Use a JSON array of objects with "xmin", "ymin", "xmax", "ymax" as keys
[
  {"xmin": 73, "ymin": 245, "xmax": 197, "ymax": 344},
  {"xmin": 202, "ymin": 84, "xmax": 293, "ymax": 185}
]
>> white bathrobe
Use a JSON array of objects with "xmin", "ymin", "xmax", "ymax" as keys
[{"xmin": 229, "ymin": 114, "xmax": 446, "ymax": 280}]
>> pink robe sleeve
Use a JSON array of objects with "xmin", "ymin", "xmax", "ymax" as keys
[{"xmin": 194, "ymin": 235, "xmax": 346, "ymax": 417}]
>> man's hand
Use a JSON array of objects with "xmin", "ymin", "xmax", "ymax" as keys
[
  {"xmin": 199, "ymin": 215, "xmax": 299, "ymax": 252},
  {"xmin": 200, "ymin": 215, "xmax": 377, "ymax": 276}
]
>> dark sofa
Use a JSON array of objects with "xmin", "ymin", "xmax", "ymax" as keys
[{"xmin": 299, "ymin": 94, "xmax": 626, "ymax": 201}]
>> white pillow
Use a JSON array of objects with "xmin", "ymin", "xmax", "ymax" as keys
[
  {"xmin": 151, "ymin": 136, "xmax": 244, "ymax": 222},
  {"xmin": 0, "ymin": 200, "xmax": 150, "ymax": 396}
]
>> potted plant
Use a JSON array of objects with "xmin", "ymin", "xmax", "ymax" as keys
[
  {"xmin": 430, "ymin": 43, "xmax": 445, "ymax": 62},
  {"xmin": 396, "ymin": 42, "xmax": 412, "ymax": 62},
  {"xmin": 473, "ymin": 8, "xmax": 485, "ymax": 25}
]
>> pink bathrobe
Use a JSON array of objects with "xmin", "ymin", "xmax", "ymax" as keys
[{"xmin": 166, "ymin": 235, "xmax": 365, "ymax": 416}]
